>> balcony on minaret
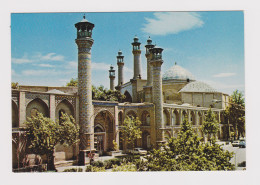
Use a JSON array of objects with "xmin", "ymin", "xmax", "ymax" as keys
[
  {"xmin": 75, "ymin": 15, "xmax": 95, "ymax": 39},
  {"xmin": 145, "ymin": 36, "xmax": 155, "ymax": 55},
  {"xmin": 150, "ymin": 46, "xmax": 164, "ymax": 60},
  {"xmin": 117, "ymin": 50, "xmax": 124, "ymax": 63},
  {"xmin": 132, "ymin": 36, "xmax": 141, "ymax": 51},
  {"xmin": 109, "ymin": 66, "xmax": 115, "ymax": 78}
]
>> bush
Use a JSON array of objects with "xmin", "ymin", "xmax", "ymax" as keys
[
  {"xmin": 91, "ymin": 160, "xmax": 104, "ymax": 167},
  {"xmin": 63, "ymin": 168, "xmax": 83, "ymax": 172},
  {"xmin": 112, "ymin": 162, "xmax": 137, "ymax": 172},
  {"xmin": 238, "ymin": 161, "xmax": 246, "ymax": 167},
  {"xmin": 104, "ymin": 158, "xmax": 122, "ymax": 169},
  {"xmin": 85, "ymin": 165, "xmax": 106, "ymax": 172}
]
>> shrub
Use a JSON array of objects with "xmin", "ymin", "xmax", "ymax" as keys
[
  {"xmin": 112, "ymin": 162, "xmax": 137, "ymax": 172},
  {"xmin": 63, "ymin": 168, "xmax": 83, "ymax": 172},
  {"xmin": 238, "ymin": 161, "xmax": 246, "ymax": 167},
  {"xmin": 91, "ymin": 160, "xmax": 104, "ymax": 167},
  {"xmin": 85, "ymin": 165, "xmax": 106, "ymax": 172}
]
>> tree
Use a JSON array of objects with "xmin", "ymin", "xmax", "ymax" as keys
[
  {"xmin": 140, "ymin": 117, "xmax": 234, "ymax": 171},
  {"xmin": 12, "ymin": 82, "xmax": 19, "ymax": 89},
  {"xmin": 225, "ymin": 90, "xmax": 245, "ymax": 140},
  {"xmin": 66, "ymin": 78, "xmax": 125, "ymax": 102},
  {"xmin": 120, "ymin": 116, "xmax": 142, "ymax": 151},
  {"xmin": 25, "ymin": 112, "xmax": 79, "ymax": 171},
  {"xmin": 202, "ymin": 108, "xmax": 219, "ymax": 142}
]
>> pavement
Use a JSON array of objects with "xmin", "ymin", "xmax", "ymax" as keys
[{"xmin": 222, "ymin": 144, "xmax": 246, "ymax": 170}]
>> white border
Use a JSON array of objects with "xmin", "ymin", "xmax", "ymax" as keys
[{"xmin": 1, "ymin": 0, "xmax": 260, "ymax": 185}]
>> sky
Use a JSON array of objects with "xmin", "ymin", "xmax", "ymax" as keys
[{"xmin": 11, "ymin": 11, "xmax": 244, "ymax": 95}]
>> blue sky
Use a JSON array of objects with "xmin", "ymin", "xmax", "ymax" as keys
[{"xmin": 11, "ymin": 11, "xmax": 244, "ymax": 95}]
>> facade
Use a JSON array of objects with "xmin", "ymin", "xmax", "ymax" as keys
[{"xmin": 12, "ymin": 16, "xmax": 231, "ymax": 168}]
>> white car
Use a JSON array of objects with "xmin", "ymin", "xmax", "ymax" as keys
[
  {"xmin": 232, "ymin": 141, "xmax": 240, "ymax": 147},
  {"xmin": 132, "ymin": 148, "xmax": 147, "ymax": 155}
]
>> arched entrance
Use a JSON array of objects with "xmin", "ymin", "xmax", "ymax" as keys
[
  {"xmin": 142, "ymin": 131, "xmax": 150, "ymax": 149},
  {"xmin": 94, "ymin": 125, "xmax": 105, "ymax": 155},
  {"xmin": 12, "ymin": 101, "xmax": 19, "ymax": 128},
  {"xmin": 26, "ymin": 98, "xmax": 49, "ymax": 118},
  {"xmin": 94, "ymin": 110, "xmax": 115, "ymax": 155}
]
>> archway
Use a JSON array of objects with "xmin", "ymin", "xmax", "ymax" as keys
[
  {"xmin": 141, "ymin": 111, "xmax": 150, "ymax": 126},
  {"xmin": 124, "ymin": 91, "xmax": 132, "ymax": 103},
  {"xmin": 12, "ymin": 101, "xmax": 19, "ymax": 128},
  {"xmin": 163, "ymin": 109, "xmax": 170, "ymax": 126},
  {"xmin": 126, "ymin": 110, "xmax": 137, "ymax": 119},
  {"xmin": 94, "ymin": 110, "xmax": 115, "ymax": 154},
  {"xmin": 165, "ymin": 131, "xmax": 171, "ymax": 141},
  {"xmin": 142, "ymin": 131, "xmax": 150, "ymax": 149},
  {"xmin": 191, "ymin": 111, "xmax": 196, "ymax": 125},
  {"xmin": 55, "ymin": 99, "xmax": 75, "ymax": 121},
  {"xmin": 26, "ymin": 98, "xmax": 49, "ymax": 118},
  {"xmin": 118, "ymin": 111, "xmax": 123, "ymax": 126},
  {"xmin": 173, "ymin": 109, "xmax": 180, "ymax": 125},
  {"xmin": 198, "ymin": 112, "xmax": 203, "ymax": 125},
  {"xmin": 182, "ymin": 110, "xmax": 188, "ymax": 122}
]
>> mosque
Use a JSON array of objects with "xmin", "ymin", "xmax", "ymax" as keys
[{"xmin": 12, "ymin": 15, "xmax": 231, "ymax": 168}]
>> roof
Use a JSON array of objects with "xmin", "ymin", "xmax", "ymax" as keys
[
  {"xmin": 162, "ymin": 63, "xmax": 195, "ymax": 81},
  {"xmin": 179, "ymin": 81, "xmax": 217, "ymax": 93},
  {"xmin": 46, "ymin": 89, "xmax": 66, "ymax": 94}
]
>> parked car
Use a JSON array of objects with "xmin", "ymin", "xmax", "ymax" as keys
[
  {"xmin": 232, "ymin": 140, "xmax": 240, "ymax": 147},
  {"xmin": 131, "ymin": 148, "xmax": 147, "ymax": 155},
  {"xmin": 239, "ymin": 141, "xmax": 246, "ymax": 148}
]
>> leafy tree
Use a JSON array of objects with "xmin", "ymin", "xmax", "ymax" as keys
[
  {"xmin": 225, "ymin": 90, "xmax": 245, "ymax": 140},
  {"xmin": 12, "ymin": 82, "xmax": 19, "ymax": 89},
  {"xmin": 202, "ymin": 108, "xmax": 219, "ymax": 142},
  {"xmin": 66, "ymin": 78, "xmax": 125, "ymax": 102},
  {"xmin": 66, "ymin": 78, "xmax": 78, "ymax": 87},
  {"xmin": 25, "ymin": 112, "xmax": 79, "ymax": 171},
  {"xmin": 120, "ymin": 116, "xmax": 142, "ymax": 151},
  {"xmin": 139, "ymin": 118, "xmax": 234, "ymax": 171}
]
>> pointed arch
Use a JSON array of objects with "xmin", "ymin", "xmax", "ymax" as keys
[
  {"xmin": 26, "ymin": 98, "xmax": 49, "ymax": 118},
  {"xmin": 190, "ymin": 111, "xmax": 196, "ymax": 125},
  {"xmin": 141, "ymin": 110, "xmax": 150, "ymax": 126},
  {"xmin": 163, "ymin": 109, "xmax": 170, "ymax": 126},
  {"xmin": 126, "ymin": 110, "xmax": 137, "ymax": 119},
  {"xmin": 142, "ymin": 130, "xmax": 150, "ymax": 149},
  {"xmin": 173, "ymin": 109, "xmax": 180, "ymax": 125},
  {"xmin": 118, "ymin": 111, "xmax": 123, "ymax": 126},
  {"xmin": 55, "ymin": 99, "xmax": 75, "ymax": 121}
]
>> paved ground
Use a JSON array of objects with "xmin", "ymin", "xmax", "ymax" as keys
[{"xmin": 222, "ymin": 144, "xmax": 246, "ymax": 170}]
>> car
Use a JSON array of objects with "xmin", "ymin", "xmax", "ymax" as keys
[
  {"xmin": 238, "ymin": 141, "xmax": 246, "ymax": 148},
  {"xmin": 131, "ymin": 148, "xmax": 147, "ymax": 155},
  {"xmin": 232, "ymin": 140, "xmax": 240, "ymax": 147}
]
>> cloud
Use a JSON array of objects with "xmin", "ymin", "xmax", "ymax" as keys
[
  {"xmin": 22, "ymin": 69, "xmax": 56, "ymax": 76},
  {"xmin": 12, "ymin": 69, "xmax": 18, "ymax": 76},
  {"xmin": 12, "ymin": 57, "xmax": 33, "ymax": 64},
  {"xmin": 35, "ymin": 52, "xmax": 65, "ymax": 61},
  {"xmin": 35, "ymin": 64, "xmax": 55, "ymax": 68},
  {"xmin": 142, "ymin": 12, "xmax": 204, "ymax": 36},
  {"xmin": 12, "ymin": 52, "xmax": 65, "ymax": 65},
  {"xmin": 213, "ymin": 73, "xmax": 236, "ymax": 78}
]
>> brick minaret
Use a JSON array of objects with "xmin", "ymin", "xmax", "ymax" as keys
[
  {"xmin": 109, "ymin": 65, "xmax": 115, "ymax": 90},
  {"xmin": 143, "ymin": 36, "xmax": 155, "ymax": 103},
  {"xmin": 132, "ymin": 36, "xmax": 142, "ymax": 79},
  {"xmin": 145, "ymin": 36, "xmax": 155, "ymax": 86},
  {"xmin": 117, "ymin": 50, "xmax": 124, "ymax": 87},
  {"xmin": 75, "ymin": 15, "xmax": 95, "ymax": 165},
  {"xmin": 150, "ymin": 46, "xmax": 165, "ymax": 144}
]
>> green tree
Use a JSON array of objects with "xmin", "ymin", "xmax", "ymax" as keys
[
  {"xmin": 25, "ymin": 112, "xmax": 79, "ymax": 171},
  {"xmin": 12, "ymin": 82, "xmax": 19, "ymax": 89},
  {"xmin": 120, "ymin": 116, "xmax": 142, "ymax": 151},
  {"xmin": 202, "ymin": 108, "xmax": 219, "ymax": 143},
  {"xmin": 66, "ymin": 78, "xmax": 125, "ymax": 102},
  {"xmin": 225, "ymin": 90, "xmax": 245, "ymax": 140},
  {"xmin": 140, "ymin": 117, "xmax": 234, "ymax": 171},
  {"xmin": 66, "ymin": 78, "xmax": 78, "ymax": 87}
]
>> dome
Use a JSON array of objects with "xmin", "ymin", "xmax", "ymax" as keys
[
  {"xmin": 162, "ymin": 63, "xmax": 195, "ymax": 81},
  {"xmin": 179, "ymin": 81, "xmax": 217, "ymax": 93}
]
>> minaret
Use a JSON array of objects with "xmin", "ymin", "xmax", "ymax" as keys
[
  {"xmin": 150, "ymin": 46, "xmax": 165, "ymax": 144},
  {"xmin": 131, "ymin": 36, "xmax": 142, "ymax": 79},
  {"xmin": 145, "ymin": 36, "xmax": 155, "ymax": 86},
  {"xmin": 117, "ymin": 50, "xmax": 124, "ymax": 87},
  {"xmin": 109, "ymin": 65, "xmax": 115, "ymax": 91},
  {"xmin": 75, "ymin": 15, "xmax": 95, "ymax": 165}
]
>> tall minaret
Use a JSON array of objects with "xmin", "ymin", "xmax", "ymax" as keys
[
  {"xmin": 131, "ymin": 36, "xmax": 142, "ymax": 79},
  {"xmin": 109, "ymin": 65, "xmax": 115, "ymax": 90},
  {"xmin": 145, "ymin": 36, "xmax": 155, "ymax": 86},
  {"xmin": 150, "ymin": 46, "xmax": 165, "ymax": 145},
  {"xmin": 75, "ymin": 15, "xmax": 95, "ymax": 165},
  {"xmin": 117, "ymin": 50, "xmax": 124, "ymax": 87}
]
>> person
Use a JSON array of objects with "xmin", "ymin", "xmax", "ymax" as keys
[{"xmin": 88, "ymin": 152, "xmax": 95, "ymax": 165}]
